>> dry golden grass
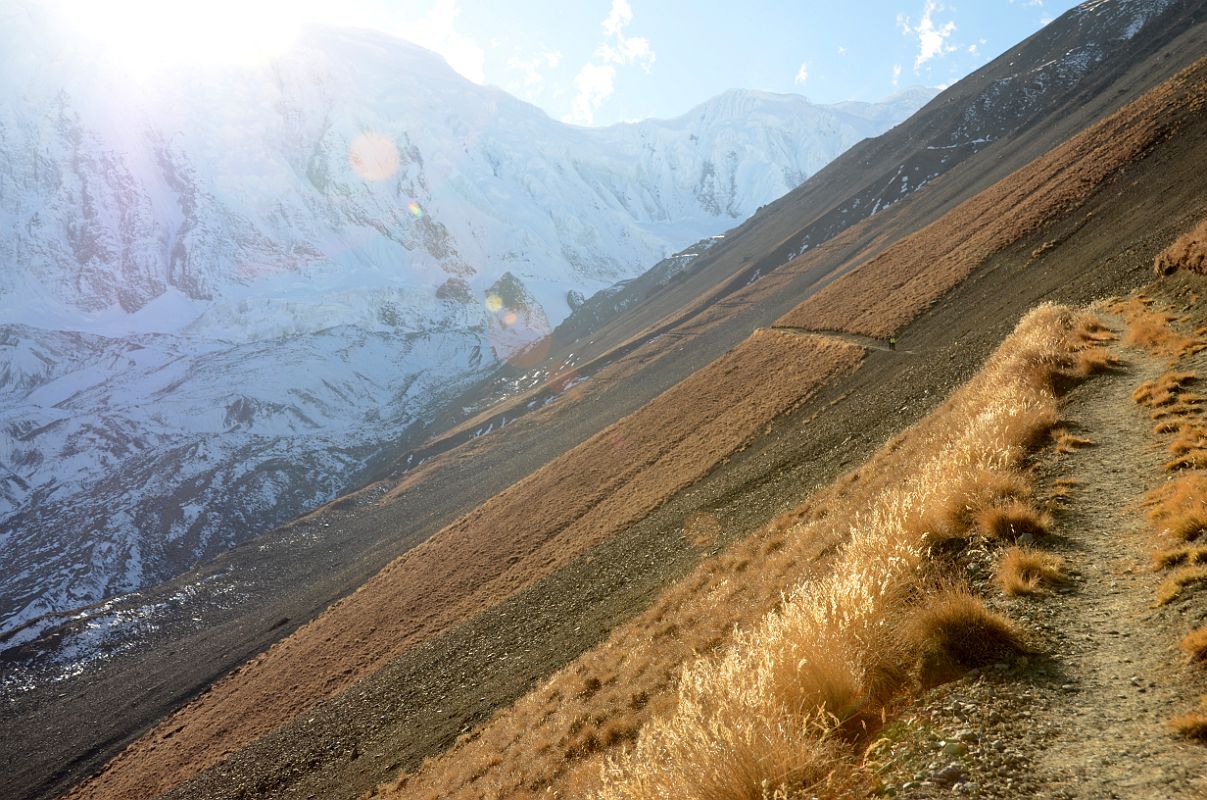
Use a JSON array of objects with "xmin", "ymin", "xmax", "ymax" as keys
[
  {"xmin": 1181, "ymin": 626, "xmax": 1207, "ymax": 663},
  {"xmin": 909, "ymin": 589, "xmax": 1028, "ymax": 685},
  {"xmin": 777, "ymin": 59, "xmax": 1207, "ymax": 338},
  {"xmin": 1112, "ymin": 298, "xmax": 1205, "ymax": 361},
  {"xmin": 974, "ymin": 500, "xmax": 1052, "ymax": 542},
  {"xmin": 379, "ymin": 305, "xmax": 1085, "ymax": 800},
  {"xmin": 1144, "ymin": 473, "xmax": 1207, "ymax": 545},
  {"xmin": 1053, "ymin": 429, "xmax": 1095, "ymax": 453},
  {"xmin": 1073, "ymin": 314, "xmax": 1118, "ymax": 346},
  {"xmin": 997, "ymin": 548, "xmax": 1068, "ymax": 596},
  {"xmin": 1155, "ymin": 566, "xmax": 1207, "ymax": 606},
  {"xmin": 1154, "ymin": 546, "xmax": 1207, "ymax": 569},
  {"xmin": 1171, "ymin": 713, "xmax": 1207, "ymax": 740},
  {"xmin": 1072, "ymin": 346, "xmax": 1121, "ymax": 378},
  {"xmin": 1155, "ymin": 216, "xmax": 1207, "ymax": 276},
  {"xmin": 1171, "ymin": 697, "xmax": 1207, "ymax": 741},
  {"xmin": 580, "ymin": 306, "xmax": 1078, "ymax": 800},
  {"xmin": 1154, "ymin": 419, "xmax": 1187, "ymax": 435},
  {"xmin": 1166, "ymin": 421, "xmax": 1207, "ymax": 471},
  {"xmin": 65, "ymin": 334, "xmax": 862, "ymax": 800}
]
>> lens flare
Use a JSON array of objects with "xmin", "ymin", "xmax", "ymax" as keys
[
  {"xmin": 349, "ymin": 132, "xmax": 400, "ymax": 182},
  {"xmin": 408, "ymin": 201, "xmax": 425, "ymax": 219},
  {"xmin": 485, "ymin": 294, "xmax": 504, "ymax": 313}
]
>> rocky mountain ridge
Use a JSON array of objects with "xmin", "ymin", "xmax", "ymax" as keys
[{"xmin": 0, "ymin": 5, "xmax": 932, "ymax": 635}]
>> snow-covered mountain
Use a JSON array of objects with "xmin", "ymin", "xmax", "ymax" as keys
[{"xmin": 0, "ymin": 2, "xmax": 935, "ymax": 636}]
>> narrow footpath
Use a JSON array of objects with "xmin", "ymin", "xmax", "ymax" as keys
[{"xmin": 880, "ymin": 313, "xmax": 1207, "ymax": 799}]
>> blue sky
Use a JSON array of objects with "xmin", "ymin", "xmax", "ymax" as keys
[
  {"xmin": 315, "ymin": 0, "xmax": 1083, "ymax": 125},
  {"xmin": 50, "ymin": 0, "xmax": 1085, "ymax": 125}
]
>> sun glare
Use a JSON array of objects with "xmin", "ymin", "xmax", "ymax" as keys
[{"xmin": 58, "ymin": 0, "xmax": 303, "ymax": 75}]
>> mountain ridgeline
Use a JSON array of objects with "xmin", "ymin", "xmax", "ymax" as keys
[
  {"xmin": 0, "ymin": 2, "xmax": 933, "ymax": 638},
  {"xmin": 3, "ymin": 2, "xmax": 1207, "ymax": 800}
]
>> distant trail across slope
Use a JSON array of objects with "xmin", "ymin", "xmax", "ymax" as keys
[{"xmin": 769, "ymin": 325, "xmax": 914, "ymax": 353}]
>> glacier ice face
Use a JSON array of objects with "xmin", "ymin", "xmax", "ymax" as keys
[{"xmin": 0, "ymin": 5, "xmax": 932, "ymax": 636}]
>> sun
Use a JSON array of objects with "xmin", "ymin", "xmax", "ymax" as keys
[{"xmin": 57, "ymin": 0, "xmax": 303, "ymax": 76}]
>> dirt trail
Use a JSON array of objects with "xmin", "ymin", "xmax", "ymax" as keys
[
  {"xmin": 768, "ymin": 326, "xmax": 912, "ymax": 353},
  {"xmin": 881, "ymin": 317, "xmax": 1207, "ymax": 799},
  {"xmin": 1024, "ymin": 323, "xmax": 1207, "ymax": 797}
]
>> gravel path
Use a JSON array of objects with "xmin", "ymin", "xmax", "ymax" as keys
[{"xmin": 875, "ymin": 318, "xmax": 1207, "ymax": 799}]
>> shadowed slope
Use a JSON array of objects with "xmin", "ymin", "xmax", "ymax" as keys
[
  {"xmin": 779, "ymin": 56, "xmax": 1207, "ymax": 337},
  {"xmin": 64, "ymin": 333, "xmax": 860, "ymax": 800}
]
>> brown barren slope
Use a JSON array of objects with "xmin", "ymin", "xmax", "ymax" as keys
[
  {"xmin": 779, "ymin": 56, "xmax": 1207, "ymax": 338},
  {"xmin": 64, "ymin": 332, "xmax": 860, "ymax": 800}
]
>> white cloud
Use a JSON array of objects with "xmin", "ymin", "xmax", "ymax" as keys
[
  {"xmin": 900, "ymin": 1, "xmax": 958, "ymax": 73},
  {"xmin": 396, "ymin": 0, "xmax": 485, "ymax": 83},
  {"xmin": 507, "ymin": 47, "xmax": 563, "ymax": 98},
  {"xmin": 565, "ymin": 0, "xmax": 656, "ymax": 125},
  {"xmin": 594, "ymin": 0, "xmax": 655, "ymax": 70},
  {"xmin": 891, "ymin": 63, "xmax": 902, "ymax": 86},
  {"xmin": 795, "ymin": 63, "xmax": 808, "ymax": 85},
  {"xmin": 568, "ymin": 63, "xmax": 616, "ymax": 125},
  {"xmin": 837, "ymin": 46, "xmax": 847, "ymax": 56}
]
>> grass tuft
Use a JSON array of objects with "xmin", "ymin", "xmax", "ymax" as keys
[
  {"xmin": 975, "ymin": 501, "xmax": 1051, "ymax": 541},
  {"xmin": 1154, "ymin": 217, "xmax": 1207, "ymax": 276},
  {"xmin": 1072, "ymin": 346, "xmax": 1120, "ymax": 378},
  {"xmin": 1170, "ymin": 712, "xmax": 1207, "ymax": 741},
  {"xmin": 908, "ymin": 589, "xmax": 1028, "ymax": 686},
  {"xmin": 1144, "ymin": 474, "xmax": 1207, "ymax": 543},
  {"xmin": 1122, "ymin": 307, "xmax": 1203, "ymax": 360},
  {"xmin": 1154, "ymin": 546, "xmax": 1207, "ymax": 569},
  {"xmin": 1181, "ymin": 626, "xmax": 1207, "ymax": 663},
  {"xmin": 996, "ymin": 548, "xmax": 1067, "ymax": 596},
  {"xmin": 1053, "ymin": 429, "xmax": 1095, "ymax": 453},
  {"xmin": 1155, "ymin": 566, "xmax": 1207, "ymax": 606},
  {"xmin": 1072, "ymin": 314, "xmax": 1117, "ymax": 346}
]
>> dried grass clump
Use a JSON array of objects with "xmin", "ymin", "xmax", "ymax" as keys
[
  {"xmin": 904, "ymin": 467, "xmax": 1033, "ymax": 548},
  {"xmin": 1133, "ymin": 371, "xmax": 1198, "ymax": 407},
  {"xmin": 1053, "ymin": 429, "xmax": 1095, "ymax": 453},
  {"xmin": 586, "ymin": 306, "xmax": 1074, "ymax": 800},
  {"xmin": 1154, "ymin": 217, "xmax": 1207, "ymax": 276},
  {"xmin": 1167, "ymin": 423, "xmax": 1207, "ymax": 472},
  {"xmin": 1181, "ymin": 626, "xmax": 1207, "ymax": 663},
  {"xmin": 1154, "ymin": 419, "xmax": 1186, "ymax": 435},
  {"xmin": 997, "ymin": 548, "xmax": 1068, "ymax": 595},
  {"xmin": 1155, "ymin": 566, "xmax": 1207, "ymax": 606},
  {"xmin": 1072, "ymin": 314, "xmax": 1117, "ymax": 346},
  {"xmin": 1154, "ymin": 546, "xmax": 1207, "ymax": 569},
  {"xmin": 1120, "ymin": 305, "xmax": 1203, "ymax": 360},
  {"xmin": 1170, "ymin": 697, "xmax": 1207, "ymax": 741},
  {"xmin": 908, "ymin": 589, "xmax": 1028, "ymax": 685},
  {"xmin": 1170, "ymin": 713, "xmax": 1207, "ymax": 740},
  {"xmin": 1144, "ymin": 474, "xmax": 1207, "ymax": 544},
  {"xmin": 975, "ymin": 500, "xmax": 1052, "ymax": 541},
  {"xmin": 1072, "ymin": 346, "xmax": 1121, "ymax": 378}
]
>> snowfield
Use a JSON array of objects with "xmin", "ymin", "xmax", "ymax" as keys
[{"xmin": 0, "ymin": 3, "xmax": 935, "ymax": 636}]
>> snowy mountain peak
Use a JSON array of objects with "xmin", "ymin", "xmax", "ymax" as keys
[{"xmin": 0, "ymin": 12, "xmax": 933, "ymax": 636}]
